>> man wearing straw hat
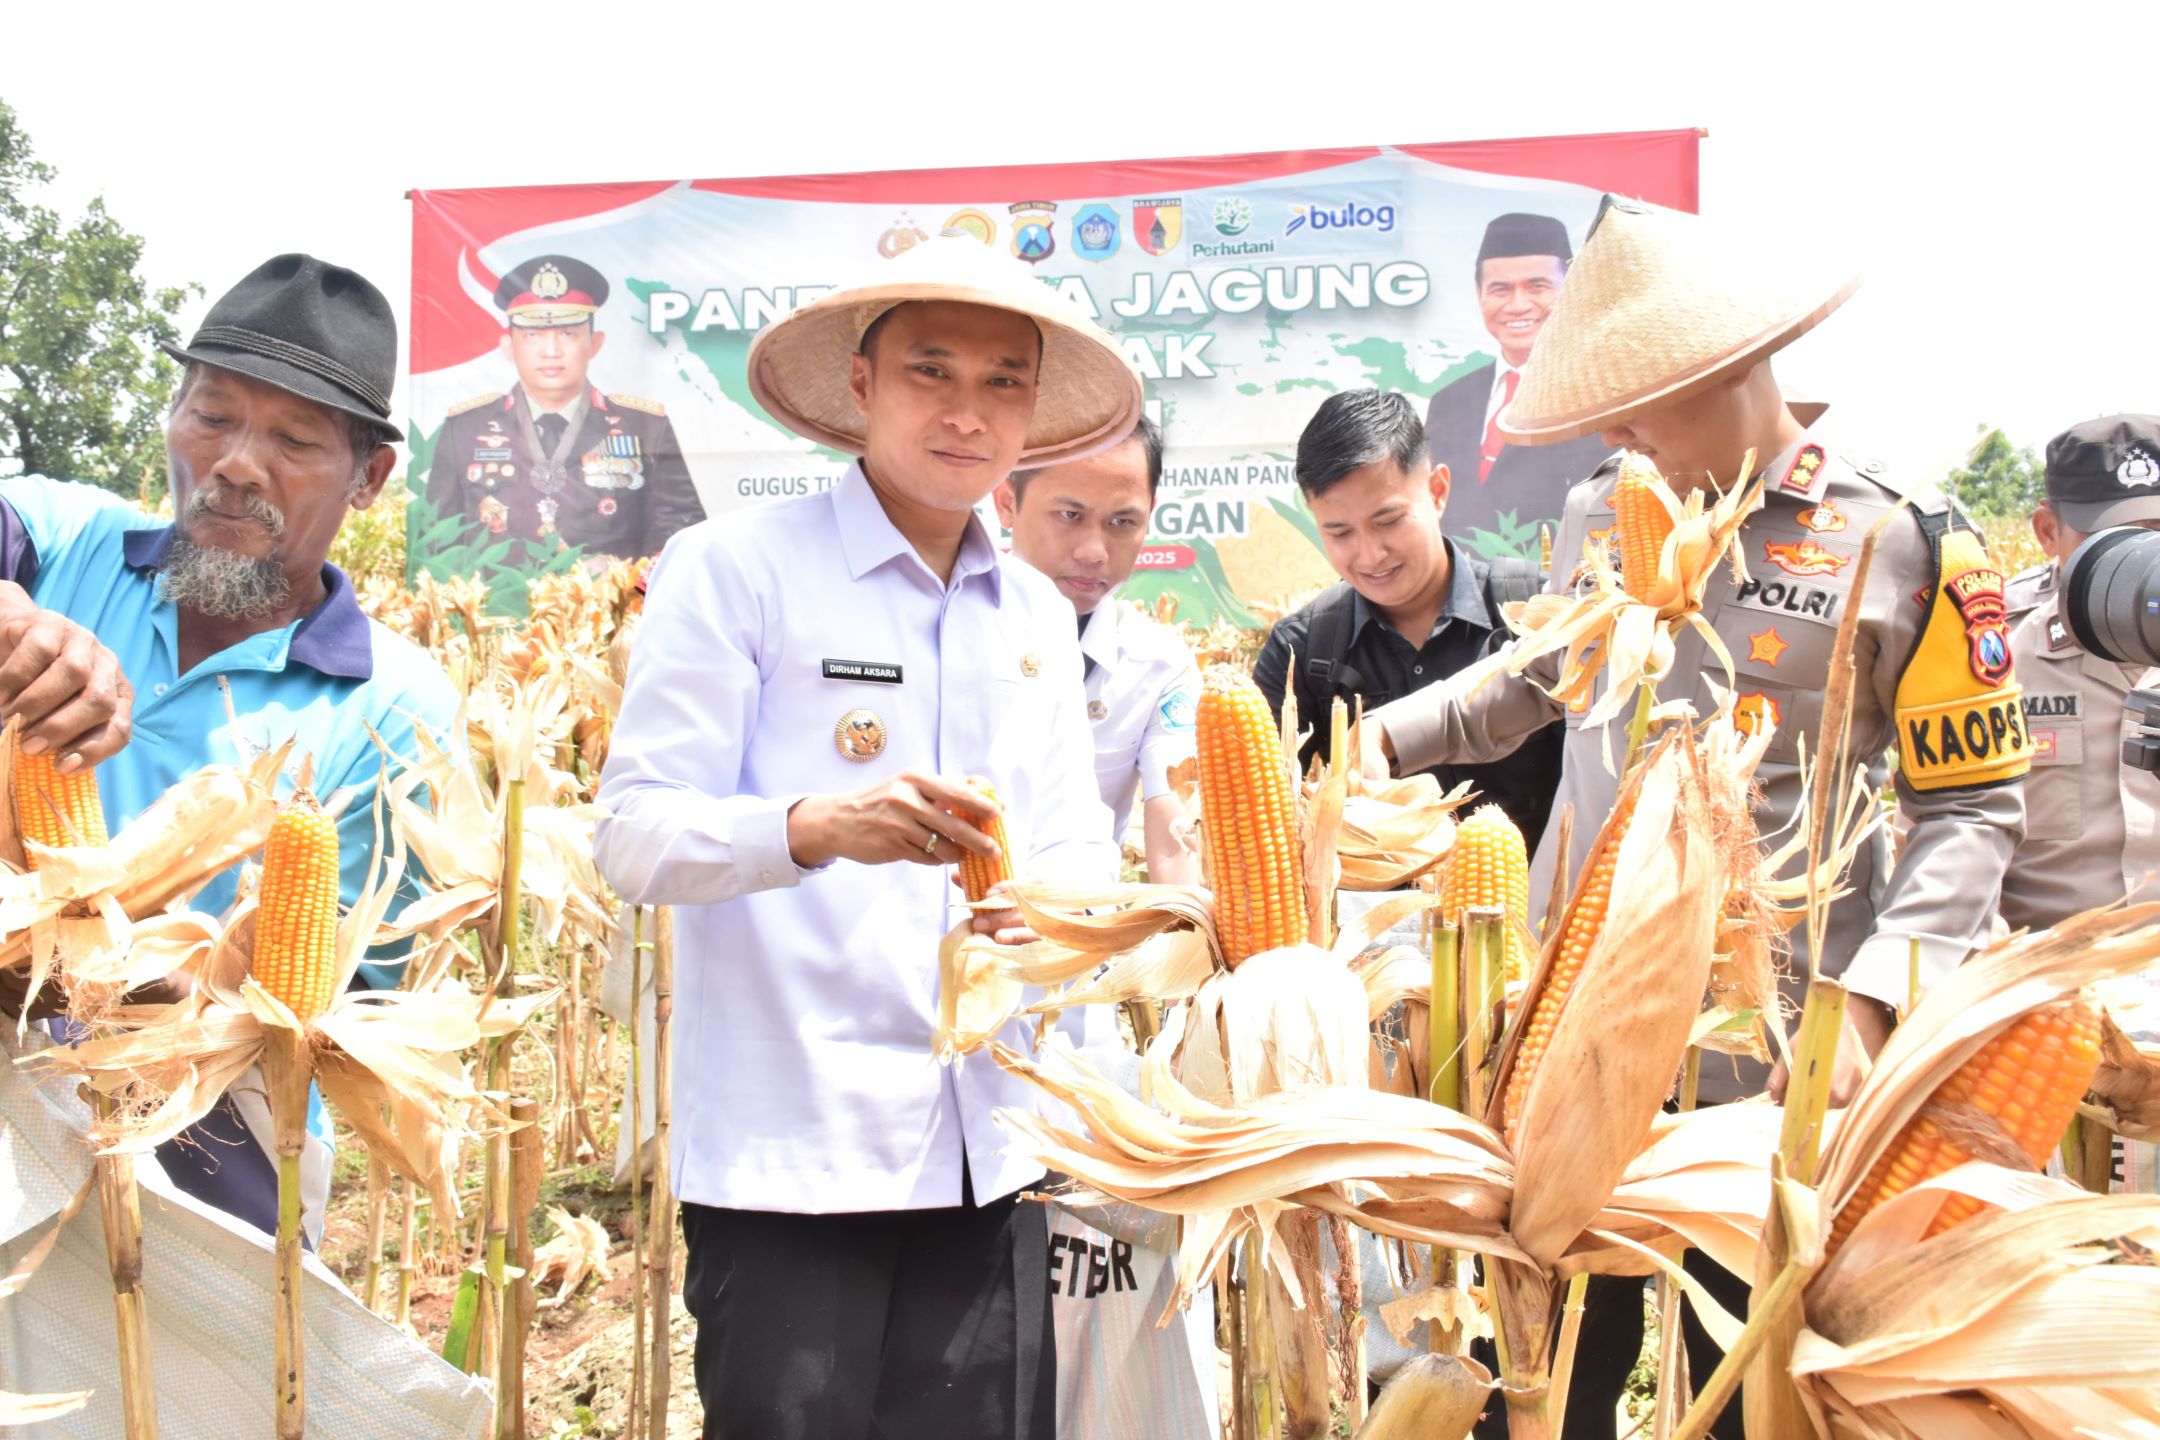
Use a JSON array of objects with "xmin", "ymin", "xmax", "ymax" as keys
[
  {"xmin": 1362, "ymin": 199, "xmax": 2031, "ymax": 1437},
  {"xmin": 594, "ymin": 232, "xmax": 1142, "ymax": 1440}
]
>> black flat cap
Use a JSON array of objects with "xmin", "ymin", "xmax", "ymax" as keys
[
  {"xmin": 161, "ymin": 253, "xmax": 400, "ymax": 440},
  {"xmin": 1477, "ymin": 212, "xmax": 1573, "ymax": 266},
  {"xmin": 2045, "ymin": 414, "xmax": 2160, "ymax": 531}
]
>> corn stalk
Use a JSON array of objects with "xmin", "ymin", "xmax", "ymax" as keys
[
  {"xmin": 361, "ymin": 1150, "xmax": 390, "ymax": 1314},
  {"xmin": 265, "ymin": 1028, "xmax": 311, "ymax": 1439},
  {"xmin": 482, "ymin": 774, "xmax": 524, "ymax": 1413},
  {"xmin": 646, "ymin": 907, "xmax": 676, "ymax": 1439},
  {"xmin": 92, "ymin": 1093, "xmax": 156, "ymax": 1439},
  {"xmin": 626, "ymin": 906, "xmax": 649, "ymax": 1440}
]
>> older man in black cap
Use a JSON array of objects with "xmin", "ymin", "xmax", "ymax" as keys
[
  {"xmin": 0, "ymin": 253, "xmax": 460, "ymax": 1241},
  {"xmin": 1425, "ymin": 212, "xmax": 1611, "ymax": 559},
  {"xmin": 427, "ymin": 253, "xmax": 705, "ymax": 563}
]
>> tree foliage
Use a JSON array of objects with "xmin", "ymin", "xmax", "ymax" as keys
[
  {"xmin": 0, "ymin": 98, "xmax": 195, "ymax": 497},
  {"xmin": 1943, "ymin": 426, "xmax": 2045, "ymax": 521}
]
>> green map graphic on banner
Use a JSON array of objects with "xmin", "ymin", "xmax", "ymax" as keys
[{"xmin": 406, "ymin": 134, "xmax": 1699, "ymax": 620}]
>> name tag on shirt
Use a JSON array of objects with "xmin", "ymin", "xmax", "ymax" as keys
[{"xmin": 822, "ymin": 658, "xmax": 904, "ymax": 685}]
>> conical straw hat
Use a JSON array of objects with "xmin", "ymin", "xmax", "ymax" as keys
[
  {"xmin": 1498, "ymin": 201, "xmax": 1859, "ymax": 445},
  {"xmin": 747, "ymin": 232, "xmax": 1144, "ymax": 467}
]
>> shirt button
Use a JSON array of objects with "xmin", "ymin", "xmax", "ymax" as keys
[
  {"xmin": 1412, "ymin": 665, "xmax": 1424, "ymax": 676},
  {"xmin": 761, "ymin": 869, "xmax": 776, "ymax": 885},
  {"xmin": 153, "ymin": 683, "xmax": 168, "ymax": 696}
]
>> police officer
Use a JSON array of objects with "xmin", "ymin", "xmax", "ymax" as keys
[
  {"xmin": 1362, "ymin": 200, "xmax": 2031, "ymax": 1440},
  {"xmin": 1996, "ymin": 415, "xmax": 2160, "ymax": 932},
  {"xmin": 426, "ymin": 254, "xmax": 705, "ymax": 560}
]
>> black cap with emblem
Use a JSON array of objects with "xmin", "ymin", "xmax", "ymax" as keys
[
  {"xmin": 2044, "ymin": 414, "xmax": 2160, "ymax": 531},
  {"xmin": 160, "ymin": 253, "xmax": 400, "ymax": 439},
  {"xmin": 493, "ymin": 255, "xmax": 610, "ymax": 328}
]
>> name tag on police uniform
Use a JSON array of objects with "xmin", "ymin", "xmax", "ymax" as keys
[{"xmin": 822, "ymin": 658, "xmax": 904, "ymax": 685}]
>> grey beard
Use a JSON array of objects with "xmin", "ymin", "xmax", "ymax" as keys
[{"xmin": 157, "ymin": 536, "xmax": 292, "ymax": 621}]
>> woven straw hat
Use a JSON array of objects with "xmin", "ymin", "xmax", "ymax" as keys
[
  {"xmin": 1498, "ymin": 201, "xmax": 1859, "ymax": 445},
  {"xmin": 747, "ymin": 233, "xmax": 1143, "ymax": 467}
]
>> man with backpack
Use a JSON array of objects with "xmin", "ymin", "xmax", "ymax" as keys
[{"xmin": 1252, "ymin": 388, "xmax": 1562, "ymax": 847}]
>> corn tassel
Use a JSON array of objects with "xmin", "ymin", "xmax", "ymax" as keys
[
  {"xmin": 13, "ymin": 737, "xmax": 107, "ymax": 854},
  {"xmin": 953, "ymin": 776, "xmax": 1012, "ymax": 904},
  {"xmin": 1441, "ymin": 805, "xmax": 1530, "ymax": 984},
  {"xmin": 1613, "ymin": 453, "xmax": 1676, "ymax": 601},
  {"xmin": 1827, "ymin": 991, "xmax": 2103, "ymax": 1253},
  {"xmin": 252, "ymin": 790, "xmax": 342, "ymax": 1024},
  {"xmin": 1198, "ymin": 666, "xmax": 1303, "ymax": 968},
  {"xmin": 1502, "ymin": 788, "xmax": 1639, "ymax": 1143}
]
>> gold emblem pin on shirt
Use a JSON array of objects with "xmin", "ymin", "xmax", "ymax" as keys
[
  {"xmin": 1087, "ymin": 699, "xmax": 1108, "ymax": 720},
  {"xmin": 835, "ymin": 708, "xmax": 887, "ymax": 761},
  {"xmin": 1020, "ymin": 653, "xmax": 1042, "ymax": 678}
]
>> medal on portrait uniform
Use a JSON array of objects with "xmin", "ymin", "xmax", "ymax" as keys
[
  {"xmin": 597, "ymin": 496, "xmax": 618, "ymax": 517},
  {"xmin": 835, "ymin": 708, "xmax": 887, "ymax": 761},
  {"xmin": 537, "ymin": 497, "xmax": 559, "ymax": 537},
  {"xmin": 479, "ymin": 495, "xmax": 509, "ymax": 535}
]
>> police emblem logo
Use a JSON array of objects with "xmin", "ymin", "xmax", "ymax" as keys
[
  {"xmin": 878, "ymin": 214, "xmax": 928, "ymax": 259},
  {"xmin": 1020, "ymin": 653, "xmax": 1042, "ymax": 678},
  {"xmin": 1779, "ymin": 444, "xmax": 1827, "ymax": 495},
  {"xmin": 1746, "ymin": 628, "xmax": 1790, "ymax": 666},
  {"xmin": 467, "ymin": 463, "xmax": 483, "ymax": 482},
  {"xmin": 531, "ymin": 263, "xmax": 570, "ymax": 301},
  {"xmin": 1796, "ymin": 498, "xmax": 1848, "ymax": 534},
  {"xmin": 1008, "ymin": 201, "xmax": 1058, "ymax": 264},
  {"xmin": 2119, "ymin": 444, "xmax": 2160, "ymax": 490},
  {"xmin": 2047, "ymin": 617, "xmax": 2071, "ymax": 651},
  {"xmin": 1945, "ymin": 565, "xmax": 2014, "ymax": 686},
  {"xmin": 1734, "ymin": 691, "xmax": 1783, "ymax": 737},
  {"xmin": 943, "ymin": 208, "xmax": 996, "ymax": 245},
  {"xmin": 1762, "ymin": 539, "xmax": 1850, "ymax": 577},
  {"xmin": 1072, "ymin": 203, "xmax": 1120, "ymax": 262},
  {"xmin": 1132, "ymin": 199, "xmax": 1183, "ymax": 256},
  {"xmin": 479, "ymin": 496, "xmax": 509, "ymax": 535},
  {"xmin": 2031, "ymin": 729, "xmax": 2057, "ymax": 761},
  {"xmin": 835, "ymin": 708, "xmax": 887, "ymax": 762}
]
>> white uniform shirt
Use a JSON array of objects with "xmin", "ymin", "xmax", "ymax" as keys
[
  {"xmin": 594, "ymin": 465, "xmax": 1117, "ymax": 1214},
  {"xmin": 1080, "ymin": 600, "xmax": 1201, "ymax": 842}
]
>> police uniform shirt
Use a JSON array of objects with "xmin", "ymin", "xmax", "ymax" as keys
[
  {"xmin": 592, "ymin": 464, "xmax": 1117, "ymax": 1214},
  {"xmin": 1079, "ymin": 599, "xmax": 1200, "ymax": 843},
  {"xmin": 1995, "ymin": 562, "xmax": 2160, "ymax": 931},
  {"xmin": 425, "ymin": 383, "xmax": 706, "ymax": 560},
  {"xmin": 1375, "ymin": 436, "xmax": 2030, "ymax": 1055}
]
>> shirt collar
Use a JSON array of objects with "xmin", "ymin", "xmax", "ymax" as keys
[
  {"xmin": 1349, "ymin": 535, "xmax": 1491, "ymax": 642},
  {"xmin": 122, "ymin": 525, "xmax": 374, "ymax": 681},
  {"xmin": 832, "ymin": 463, "xmax": 1003, "ymax": 598},
  {"xmin": 1079, "ymin": 597, "xmax": 1120, "ymax": 669}
]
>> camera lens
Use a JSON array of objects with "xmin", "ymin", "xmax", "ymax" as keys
[{"xmin": 2064, "ymin": 526, "xmax": 2160, "ymax": 666}]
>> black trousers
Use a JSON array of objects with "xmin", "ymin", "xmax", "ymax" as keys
[
  {"xmin": 681, "ymin": 1187, "xmax": 1055, "ymax": 1440},
  {"xmin": 1470, "ymin": 1251, "xmax": 1747, "ymax": 1439}
]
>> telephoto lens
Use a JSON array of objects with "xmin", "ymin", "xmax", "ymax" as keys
[{"xmin": 2064, "ymin": 526, "xmax": 2160, "ymax": 666}]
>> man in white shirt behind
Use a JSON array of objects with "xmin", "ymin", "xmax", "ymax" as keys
[
  {"xmin": 995, "ymin": 417, "xmax": 1219, "ymax": 1439},
  {"xmin": 594, "ymin": 234, "xmax": 1143, "ymax": 1440}
]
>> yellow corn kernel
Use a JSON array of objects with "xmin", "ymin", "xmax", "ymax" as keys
[
  {"xmin": 1827, "ymin": 991, "xmax": 2102, "ymax": 1254},
  {"xmin": 12, "ymin": 736, "xmax": 107, "ymax": 857},
  {"xmin": 1612, "ymin": 454, "xmax": 1676, "ymax": 601},
  {"xmin": 251, "ymin": 790, "xmax": 342, "ymax": 1024},
  {"xmin": 1199, "ymin": 666, "xmax": 1303, "ymax": 968},
  {"xmin": 1441, "ymin": 805, "xmax": 1530, "ymax": 984},
  {"xmin": 954, "ymin": 776, "xmax": 1013, "ymax": 905},
  {"xmin": 1502, "ymin": 789, "xmax": 1639, "ymax": 1144}
]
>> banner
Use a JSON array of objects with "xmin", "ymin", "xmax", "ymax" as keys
[{"xmin": 407, "ymin": 131, "xmax": 1698, "ymax": 620}]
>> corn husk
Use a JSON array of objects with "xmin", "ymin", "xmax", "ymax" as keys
[
  {"xmin": 2088, "ymin": 1012, "xmax": 2160, "ymax": 1140},
  {"xmin": 1174, "ymin": 944, "xmax": 1371, "ymax": 1106},
  {"xmin": 530, "ymin": 1205, "xmax": 615, "ymax": 1307},
  {"xmin": 1497, "ymin": 451, "xmax": 1762, "ymax": 731},
  {"xmin": 932, "ymin": 918, "xmax": 1025, "ymax": 1063},
  {"xmin": 1353, "ymin": 1352, "xmax": 1491, "ymax": 1440}
]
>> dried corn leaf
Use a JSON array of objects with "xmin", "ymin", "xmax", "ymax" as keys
[
  {"xmin": 531, "ymin": 1205, "xmax": 615, "ymax": 1307},
  {"xmin": 2089, "ymin": 1013, "xmax": 2160, "ymax": 1140},
  {"xmin": 1175, "ymin": 944, "xmax": 1371, "ymax": 1105}
]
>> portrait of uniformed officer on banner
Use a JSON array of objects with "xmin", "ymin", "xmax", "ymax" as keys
[
  {"xmin": 426, "ymin": 253, "xmax": 705, "ymax": 562},
  {"xmin": 1425, "ymin": 212, "xmax": 1611, "ymax": 559}
]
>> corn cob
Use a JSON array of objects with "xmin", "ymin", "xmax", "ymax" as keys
[
  {"xmin": 1827, "ymin": 991, "xmax": 2103, "ymax": 1254},
  {"xmin": 954, "ymin": 776, "xmax": 1012, "ymax": 904},
  {"xmin": 1612, "ymin": 453, "xmax": 1675, "ymax": 601},
  {"xmin": 1441, "ymin": 805, "xmax": 1530, "ymax": 983},
  {"xmin": 12, "ymin": 735, "xmax": 107, "ymax": 856},
  {"xmin": 251, "ymin": 790, "xmax": 342, "ymax": 1023},
  {"xmin": 1199, "ymin": 666, "xmax": 1303, "ymax": 968},
  {"xmin": 1502, "ymin": 787, "xmax": 1640, "ymax": 1143}
]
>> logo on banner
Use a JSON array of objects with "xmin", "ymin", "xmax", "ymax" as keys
[
  {"xmin": 1133, "ymin": 198, "xmax": 1183, "ymax": 256},
  {"xmin": 877, "ymin": 214, "xmax": 928, "ymax": 259},
  {"xmin": 1213, "ymin": 197, "xmax": 1252, "ymax": 235},
  {"xmin": 1285, "ymin": 199, "xmax": 1398, "ymax": 237},
  {"xmin": 1009, "ymin": 201, "xmax": 1057, "ymax": 263},
  {"xmin": 942, "ymin": 208, "xmax": 996, "ymax": 245},
  {"xmin": 1072, "ymin": 204, "xmax": 1120, "ymax": 261}
]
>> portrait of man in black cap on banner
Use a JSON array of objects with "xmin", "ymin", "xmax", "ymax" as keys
[
  {"xmin": 1425, "ymin": 212, "xmax": 1611, "ymax": 559},
  {"xmin": 426, "ymin": 253, "xmax": 705, "ymax": 565}
]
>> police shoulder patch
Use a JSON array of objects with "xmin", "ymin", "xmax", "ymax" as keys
[
  {"xmin": 447, "ymin": 392, "xmax": 503, "ymax": 417},
  {"xmin": 1895, "ymin": 525, "xmax": 2033, "ymax": 791},
  {"xmin": 604, "ymin": 392, "xmax": 666, "ymax": 415}
]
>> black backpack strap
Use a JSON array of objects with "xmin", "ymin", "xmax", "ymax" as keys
[{"xmin": 1299, "ymin": 582, "xmax": 1364, "ymax": 702}]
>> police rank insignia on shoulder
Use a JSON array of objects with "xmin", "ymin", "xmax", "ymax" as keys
[
  {"xmin": 1894, "ymin": 525, "xmax": 2034, "ymax": 791},
  {"xmin": 448, "ymin": 392, "xmax": 503, "ymax": 417},
  {"xmin": 605, "ymin": 392, "xmax": 665, "ymax": 415},
  {"xmin": 1780, "ymin": 443, "xmax": 1826, "ymax": 495}
]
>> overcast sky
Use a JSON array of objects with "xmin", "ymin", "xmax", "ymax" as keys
[{"xmin": 9, "ymin": 2, "xmax": 2156, "ymax": 482}]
